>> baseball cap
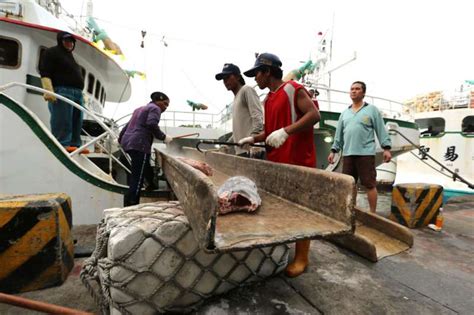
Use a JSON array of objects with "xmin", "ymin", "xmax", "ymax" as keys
[
  {"xmin": 215, "ymin": 63, "xmax": 241, "ymax": 80},
  {"xmin": 150, "ymin": 91, "xmax": 169, "ymax": 102},
  {"xmin": 243, "ymin": 53, "xmax": 282, "ymax": 77}
]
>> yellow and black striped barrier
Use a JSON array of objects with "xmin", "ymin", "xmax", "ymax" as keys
[
  {"xmin": 390, "ymin": 183, "xmax": 443, "ymax": 228},
  {"xmin": 0, "ymin": 193, "xmax": 74, "ymax": 293}
]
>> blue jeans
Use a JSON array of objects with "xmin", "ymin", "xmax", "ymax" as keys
[{"xmin": 48, "ymin": 86, "xmax": 84, "ymax": 147}]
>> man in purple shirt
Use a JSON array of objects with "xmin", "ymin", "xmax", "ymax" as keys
[{"xmin": 119, "ymin": 92, "xmax": 173, "ymax": 206}]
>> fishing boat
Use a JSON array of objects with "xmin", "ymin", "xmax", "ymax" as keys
[
  {"xmin": 395, "ymin": 85, "xmax": 474, "ymax": 201},
  {"xmin": 0, "ymin": 0, "xmax": 167, "ymax": 225}
]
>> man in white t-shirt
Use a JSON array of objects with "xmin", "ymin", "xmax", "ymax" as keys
[{"xmin": 215, "ymin": 63, "xmax": 264, "ymax": 158}]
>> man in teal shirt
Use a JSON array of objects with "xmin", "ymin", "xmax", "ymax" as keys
[{"xmin": 328, "ymin": 81, "xmax": 392, "ymax": 213}]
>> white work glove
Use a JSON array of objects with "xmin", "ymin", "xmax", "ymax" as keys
[
  {"xmin": 238, "ymin": 136, "xmax": 255, "ymax": 150},
  {"xmin": 266, "ymin": 128, "xmax": 289, "ymax": 148},
  {"xmin": 164, "ymin": 135, "xmax": 173, "ymax": 144}
]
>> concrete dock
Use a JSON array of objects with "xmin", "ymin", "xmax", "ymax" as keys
[{"xmin": 0, "ymin": 194, "xmax": 472, "ymax": 314}]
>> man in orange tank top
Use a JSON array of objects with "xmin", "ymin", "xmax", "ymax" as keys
[{"xmin": 239, "ymin": 53, "xmax": 320, "ymax": 277}]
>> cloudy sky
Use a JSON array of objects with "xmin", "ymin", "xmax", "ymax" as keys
[{"xmin": 61, "ymin": 0, "xmax": 473, "ymax": 118}]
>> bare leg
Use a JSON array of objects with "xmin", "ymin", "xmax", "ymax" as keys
[
  {"xmin": 367, "ymin": 187, "xmax": 378, "ymax": 213},
  {"xmin": 285, "ymin": 240, "xmax": 311, "ymax": 277}
]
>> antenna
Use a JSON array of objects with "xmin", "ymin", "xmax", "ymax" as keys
[
  {"xmin": 86, "ymin": 0, "xmax": 93, "ymax": 18},
  {"xmin": 140, "ymin": 30, "xmax": 147, "ymax": 48}
]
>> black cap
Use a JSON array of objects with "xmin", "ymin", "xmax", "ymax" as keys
[
  {"xmin": 150, "ymin": 91, "xmax": 169, "ymax": 102},
  {"xmin": 243, "ymin": 53, "xmax": 282, "ymax": 77},
  {"xmin": 215, "ymin": 63, "xmax": 241, "ymax": 80}
]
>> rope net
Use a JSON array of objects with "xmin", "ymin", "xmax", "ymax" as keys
[{"xmin": 81, "ymin": 201, "xmax": 289, "ymax": 314}]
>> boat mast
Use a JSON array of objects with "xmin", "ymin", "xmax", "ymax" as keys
[
  {"xmin": 37, "ymin": 0, "xmax": 61, "ymax": 18},
  {"xmin": 328, "ymin": 12, "xmax": 335, "ymax": 90}
]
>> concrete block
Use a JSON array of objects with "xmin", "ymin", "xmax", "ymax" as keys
[{"xmin": 0, "ymin": 193, "xmax": 74, "ymax": 293}]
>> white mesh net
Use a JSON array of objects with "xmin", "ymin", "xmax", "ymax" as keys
[{"xmin": 81, "ymin": 201, "xmax": 289, "ymax": 314}]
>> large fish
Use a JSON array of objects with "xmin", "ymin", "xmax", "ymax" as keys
[{"xmin": 217, "ymin": 176, "xmax": 261, "ymax": 214}]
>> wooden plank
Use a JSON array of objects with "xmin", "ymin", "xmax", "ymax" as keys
[
  {"xmin": 329, "ymin": 207, "xmax": 414, "ymax": 262},
  {"xmin": 355, "ymin": 207, "xmax": 414, "ymax": 246},
  {"xmin": 198, "ymin": 150, "xmax": 356, "ymax": 226},
  {"xmin": 158, "ymin": 148, "xmax": 356, "ymax": 252},
  {"xmin": 160, "ymin": 152, "xmax": 217, "ymax": 251}
]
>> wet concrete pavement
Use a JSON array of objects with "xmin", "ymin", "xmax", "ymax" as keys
[{"xmin": 0, "ymin": 194, "xmax": 472, "ymax": 314}]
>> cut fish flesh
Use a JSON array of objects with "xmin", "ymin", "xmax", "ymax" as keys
[
  {"xmin": 177, "ymin": 157, "xmax": 213, "ymax": 176},
  {"xmin": 217, "ymin": 176, "xmax": 261, "ymax": 214}
]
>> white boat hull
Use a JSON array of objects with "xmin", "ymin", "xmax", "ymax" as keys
[
  {"xmin": 0, "ymin": 95, "xmax": 125, "ymax": 224},
  {"xmin": 395, "ymin": 108, "xmax": 474, "ymax": 200}
]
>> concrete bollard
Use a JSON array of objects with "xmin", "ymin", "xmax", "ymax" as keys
[
  {"xmin": 0, "ymin": 193, "xmax": 74, "ymax": 293},
  {"xmin": 390, "ymin": 183, "xmax": 443, "ymax": 228}
]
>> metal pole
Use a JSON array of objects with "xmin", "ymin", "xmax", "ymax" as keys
[{"xmin": 0, "ymin": 292, "xmax": 93, "ymax": 315}]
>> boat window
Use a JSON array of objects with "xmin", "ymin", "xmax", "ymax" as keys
[
  {"xmin": 462, "ymin": 116, "xmax": 474, "ymax": 135},
  {"xmin": 37, "ymin": 46, "xmax": 47, "ymax": 72},
  {"xmin": 95, "ymin": 80, "xmax": 101, "ymax": 99},
  {"xmin": 416, "ymin": 117, "xmax": 445, "ymax": 137},
  {"xmin": 100, "ymin": 87, "xmax": 105, "ymax": 104},
  {"xmin": 80, "ymin": 66, "xmax": 86, "ymax": 81},
  {"xmin": 87, "ymin": 73, "xmax": 95, "ymax": 94},
  {"xmin": 0, "ymin": 36, "xmax": 21, "ymax": 69}
]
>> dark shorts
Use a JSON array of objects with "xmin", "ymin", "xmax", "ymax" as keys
[{"xmin": 342, "ymin": 155, "xmax": 376, "ymax": 189}]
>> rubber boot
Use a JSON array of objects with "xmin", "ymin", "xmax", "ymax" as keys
[{"xmin": 285, "ymin": 240, "xmax": 311, "ymax": 277}]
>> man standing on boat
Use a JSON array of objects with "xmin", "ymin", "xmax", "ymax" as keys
[
  {"xmin": 327, "ymin": 81, "xmax": 392, "ymax": 213},
  {"xmin": 215, "ymin": 63, "xmax": 264, "ymax": 158},
  {"xmin": 239, "ymin": 53, "xmax": 320, "ymax": 277},
  {"xmin": 118, "ymin": 92, "xmax": 173, "ymax": 206},
  {"xmin": 39, "ymin": 31, "xmax": 86, "ymax": 153}
]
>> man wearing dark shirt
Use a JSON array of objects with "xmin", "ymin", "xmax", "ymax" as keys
[
  {"xmin": 118, "ymin": 92, "xmax": 173, "ymax": 206},
  {"xmin": 39, "ymin": 31, "xmax": 85, "ymax": 152}
]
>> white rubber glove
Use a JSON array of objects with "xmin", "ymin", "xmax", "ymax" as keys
[
  {"xmin": 266, "ymin": 128, "xmax": 289, "ymax": 148},
  {"xmin": 238, "ymin": 136, "xmax": 255, "ymax": 150},
  {"xmin": 164, "ymin": 135, "xmax": 173, "ymax": 144}
]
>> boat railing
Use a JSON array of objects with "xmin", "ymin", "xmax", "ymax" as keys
[
  {"xmin": 159, "ymin": 110, "xmax": 225, "ymax": 129},
  {"xmin": 114, "ymin": 110, "xmax": 226, "ymax": 133},
  {"xmin": 308, "ymin": 86, "xmax": 409, "ymax": 119},
  {"xmin": 112, "ymin": 86, "xmax": 412, "ymax": 135},
  {"xmin": 0, "ymin": 82, "xmax": 131, "ymax": 175},
  {"xmin": 158, "ymin": 86, "xmax": 412, "ymax": 129}
]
